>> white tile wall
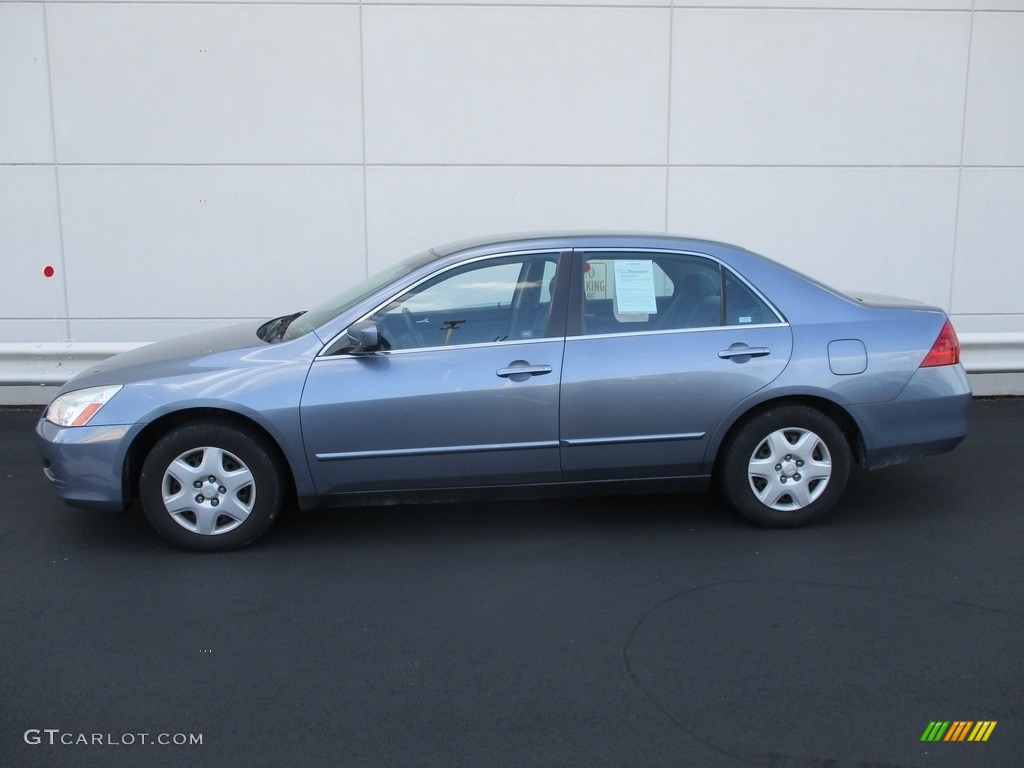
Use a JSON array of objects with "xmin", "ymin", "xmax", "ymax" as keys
[
  {"xmin": 953, "ymin": 315, "xmax": 1024, "ymax": 334},
  {"xmin": 0, "ymin": 3, "xmax": 54, "ymax": 164},
  {"xmin": 667, "ymin": 167, "xmax": 960, "ymax": 309},
  {"xmin": 0, "ymin": 321, "xmax": 69, "ymax": 345},
  {"xmin": 70, "ymin": 318, "xmax": 263, "ymax": 344},
  {"xmin": 58, "ymin": 166, "xmax": 366, "ymax": 320},
  {"xmin": 365, "ymin": 166, "xmax": 666, "ymax": 271},
  {"xmin": 47, "ymin": 4, "xmax": 363, "ymax": 164},
  {"xmin": 363, "ymin": 6, "xmax": 670, "ymax": 165},
  {"xmin": 53, "ymin": 0, "xmax": 354, "ymax": 3},
  {"xmin": 1, "ymin": 2, "xmax": 1023, "ymax": 391},
  {"xmin": 0, "ymin": 167, "xmax": 66, "ymax": 322},
  {"xmin": 670, "ymin": 9, "xmax": 971, "ymax": 166},
  {"xmin": 675, "ymin": 1, "xmax": 969, "ymax": 7},
  {"xmin": 963, "ymin": 12, "xmax": 1024, "ymax": 165},
  {"xmin": 366, "ymin": 0, "xmax": 667, "ymax": 6},
  {"xmin": 951, "ymin": 169, "xmax": 1024, "ymax": 316},
  {"xmin": 974, "ymin": 1, "xmax": 1024, "ymax": 10}
]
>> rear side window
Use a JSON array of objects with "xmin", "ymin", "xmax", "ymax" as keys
[
  {"xmin": 724, "ymin": 270, "xmax": 782, "ymax": 326},
  {"xmin": 579, "ymin": 252, "xmax": 723, "ymax": 335}
]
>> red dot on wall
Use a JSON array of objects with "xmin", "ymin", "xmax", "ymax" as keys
[{"xmin": 43, "ymin": 265, "xmax": 55, "ymax": 278}]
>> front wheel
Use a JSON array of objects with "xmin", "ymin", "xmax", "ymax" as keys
[
  {"xmin": 139, "ymin": 421, "xmax": 285, "ymax": 551},
  {"xmin": 718, "ymin": 405, "xmax": 851, "ymax": 528}
]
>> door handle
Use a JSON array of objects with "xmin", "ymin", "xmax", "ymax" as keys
[
  {"xmin": 497, "ymin": 362, "xmax": 553, "ymax": 379},
  {"xmin": 718, "ymin": 345, "xmax": 770, "ymax": 360}
]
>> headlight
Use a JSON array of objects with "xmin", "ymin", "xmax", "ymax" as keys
[{"xmin": 45, "ymin": 385, "xmax": 124, "ymax": 427}]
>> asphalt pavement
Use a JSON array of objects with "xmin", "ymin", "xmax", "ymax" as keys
[{"xmin": 1, "ymin": 400, "xmax": 1021, "ymax": 768}]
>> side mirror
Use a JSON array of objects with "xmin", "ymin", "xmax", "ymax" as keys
[{"xmin": 338, "ymin": 320, "xmax": 384, "ymax": 355}]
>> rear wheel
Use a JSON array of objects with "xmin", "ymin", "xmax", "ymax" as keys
[
  {"xmin": 718, "ymin": 405, "xmax": 851, "ymax": 528},
  {"xmin": 139, "ymin": 421, "xmax": 285, "ymax": 551}
]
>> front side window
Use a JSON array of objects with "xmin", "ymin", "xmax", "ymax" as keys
[
  {"xmin": 282, "ymin": 250, "xmax": 438, "ymax": 341},
  {"xmin": 369, "ymin": 254, "xmax": 559, "ymax": 351},
  {"xmin": 579, "ymin": 252, "xmax": 724, "ymax": 336}
]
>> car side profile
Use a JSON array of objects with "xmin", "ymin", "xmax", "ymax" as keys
[{"xmin": 37, "ymin": 233, "xmax": 971, "ymax": 550}]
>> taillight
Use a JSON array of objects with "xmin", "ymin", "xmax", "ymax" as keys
[{"xmin": 920, "ymin": 319, "xmax": 960, "ymax": 367}]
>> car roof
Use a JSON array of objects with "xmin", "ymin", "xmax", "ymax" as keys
[{"xmin": 430, "ymin": 232, "xmax": 752, "ymax": 259}]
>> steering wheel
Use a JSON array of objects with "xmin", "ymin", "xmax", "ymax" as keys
[{"xmin": 400, "ymin": 307, "xmax": 425, "ymax": 348}]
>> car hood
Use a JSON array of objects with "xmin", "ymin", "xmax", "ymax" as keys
[{"xmin": 64, "ymin": 321, "xmax": 268, "ymax": 390}]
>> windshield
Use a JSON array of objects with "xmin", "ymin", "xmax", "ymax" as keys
[{"xmin": 281, "ymin": 250, "xmax": 438, "ymax": 341}]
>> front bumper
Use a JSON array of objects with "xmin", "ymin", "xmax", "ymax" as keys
[{"xmin": 36, "ymin": 418, "xmax": 133, "ymax": 512}]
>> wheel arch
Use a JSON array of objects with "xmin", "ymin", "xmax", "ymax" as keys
[
  {"xmin": 709, "ymin": 394, "xmax": 866, "ymax": 478},
  {"xmin": 123, "ymin": 407, "xmax": 297, "ymax": 507}
]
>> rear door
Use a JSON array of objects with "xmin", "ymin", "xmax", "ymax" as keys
[
  {"xmin": 559, "ymin": 249, "xmax": 793, "ymax": 480},
  {"xmin": 300, "ymin": 251, "xmax": 569, "ymax": 494}
]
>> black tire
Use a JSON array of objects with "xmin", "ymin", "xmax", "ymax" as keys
[
  {"xmin": 139, "ymin": 421, "xmax": 285, "ymax": 551},
  {"xmin": 718, "ymin": 405, "xmax": 851, "ymax": 528}
]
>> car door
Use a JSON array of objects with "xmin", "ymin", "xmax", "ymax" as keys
[
  {"xmin": 559, "ymin": 249, "xmax": 793, "ymax": 480},
  {"xmin": 300, "ymin": 251, "xmax": 569, "ymax": 495}
]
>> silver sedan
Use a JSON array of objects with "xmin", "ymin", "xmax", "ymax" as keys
[{"xmin": 37, "ymin": 233, "xmax": 971, "ymax": 550}]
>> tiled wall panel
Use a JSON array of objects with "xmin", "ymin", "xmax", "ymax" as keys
[
  {"xmin": 363, "ymin": 6, "xmax": 670, "ymax": 165},
  {"xmin": 674, "ymin": 1, "xmax": 968, "ymax": 7},
  {"xmin": 974, "ymin": 1, "xmax": 1024, "ymax": 10},
  {"xmin": 0, "ymin": 3, "xmax": 54, "ymax": 164},
  {"xmin": 962, "ymin": 12, "xmax": 1024, "ymax": 165},
  {"xmin": 58, "ymin": 166, "xmax": 365, "ymax": 320},
  {"xmin": 0, "ymin": 2, "xmax": 1021, "ymax": 389},
  {"xmin": 667, "ymin": 167, "xmax": 960, "ymax": 310},
  {"xmin": 669, "ymin": 10, "xmax": 971, "ymax": 166},
  {"xmin": 0, "ymin": 167, "xmax": 66, "ymax": 329},
  {"xmin": 47, "ymin": 4, "xmax": 363, "ymax": 164},
  {"xmin": 951, "ymin": 169, "xmax": 1024, "ymax": 317},
  {"xmin": 365, "ymin": 166, "xmax": 666, "ymax": 270}
]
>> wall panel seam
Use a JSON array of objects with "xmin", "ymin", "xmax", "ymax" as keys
[
  {"xmin": 8, "ymin": 163, "xmax": 1022, "ymax": 169},
  {"xmin": 358, "ymin": 0, "xmax": 370, "ymax": 278},
  {"xmin": 41, "ymin": 1, "xmax": 72, "ymax": 340},
  {"xmin": 948, "ymin": 3, "xmax": 976, "ymax": 313},
  {"xmin": 662, "ymin": 0, "xmax": 675, "ymax": 232},
  {"xmin": 11, "ymin": 3, "xmax": 1021, "ymax": 11}
]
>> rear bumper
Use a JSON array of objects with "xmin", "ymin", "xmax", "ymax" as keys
[
  {"xmin": 36, "ymin": 418, "xmax": 131, "ymax": 512},
  {"xmin": 849, "ymin": 364, "xmax": 971, "ymax": 470}
]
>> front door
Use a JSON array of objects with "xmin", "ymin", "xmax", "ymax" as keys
[{"xmin": 300, "ymin": 251, "xmax": 568, "ymax": 495}]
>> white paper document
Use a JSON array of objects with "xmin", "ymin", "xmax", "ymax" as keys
[{"xmin": 613, "ymin": 260, "xmax": 658, "ymax": 316}]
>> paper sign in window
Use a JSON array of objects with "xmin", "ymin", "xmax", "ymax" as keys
[{"xmin": 613, "ymin": 260, "xmax": 657, "ymax": 318}]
